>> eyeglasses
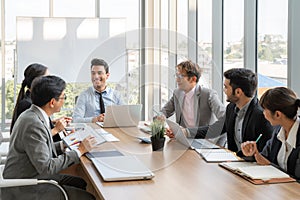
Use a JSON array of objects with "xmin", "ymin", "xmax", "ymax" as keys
[
  {"xmin": 174, "ymin": 74, "xmax": 188, "ymax": 79},
  {"xmin": 57, "ymin": 94, "xmax": 67, "ymax": 101}
]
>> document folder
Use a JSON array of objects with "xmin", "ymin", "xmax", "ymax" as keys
[{"xmin": 219, "ymin": 162, "xmax": 296, "ymax": 184}]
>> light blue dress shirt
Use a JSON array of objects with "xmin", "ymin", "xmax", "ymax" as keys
[{"xmin": 72, "ymin": 86, "xmax": 124, "ymax": 123}]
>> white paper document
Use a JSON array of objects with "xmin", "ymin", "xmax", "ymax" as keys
[
  {"xmin": 195, "ymin": 149, "xmax": 240, "ymax": 162},
  {"xmin": 94, "ymin": 128, "xmax": 120, "ymax": 142}
]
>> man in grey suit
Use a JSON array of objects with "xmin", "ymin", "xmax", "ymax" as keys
[
  {"xmin": 3, "ymin": 76, "xmax": 96, "ymax": 200},
  {"xmin": 162, "ymin": 60, "xmax": 225, "ymax": 129}
]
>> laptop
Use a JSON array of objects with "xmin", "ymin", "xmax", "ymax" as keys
[
  {"xmin": 97, "ymin": 104, "xmax": 142, "ymax": 128},
  {"xmin": 166, "ymin": 119, "xmax": 220, "ymax": 149},
  {"xmin": 90, "ymin": 155, "xmax": 155, "ymax": 181}
]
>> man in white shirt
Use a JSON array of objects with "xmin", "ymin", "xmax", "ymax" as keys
[{"xmin": 73, "ymin": 58, "xmax": 123, "ymax": 123}]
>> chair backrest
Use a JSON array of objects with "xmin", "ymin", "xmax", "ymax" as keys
[
  {"xmin": 0, "ymin": 131, "xmax": 3, "ymax": 144},
  {"xmin": 0, "ymin": 164, "xmax": 5, "ymax": 180}
]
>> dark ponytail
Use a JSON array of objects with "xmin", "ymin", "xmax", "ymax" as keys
[
  {"xmin": 10, "ymin": 63, "xmax": 48, "ymax": 133},
  {"xmin": 296, "ymin": 99, "xmax": 300, "ymax": 107}
]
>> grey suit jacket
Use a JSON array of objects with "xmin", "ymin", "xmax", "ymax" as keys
[
  {"xmin": 3, "ymin": 105, "xmax": 79, "ymax": 179},
  {"xmin": 161, "ymin": 85, "xmax": 225, "ymax": 127}
]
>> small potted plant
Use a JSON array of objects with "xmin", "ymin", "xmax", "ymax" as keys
[{"xmin": 150, "ymin": 117, "xmax": 166, "ymax": 151}]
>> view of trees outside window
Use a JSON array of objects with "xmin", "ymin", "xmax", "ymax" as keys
[{"xmin": 257, "ymin": 0, "xmax": 287, "ymax": 97}]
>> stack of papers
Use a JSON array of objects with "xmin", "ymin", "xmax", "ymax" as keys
[
  {"xmin": 195, "ymin": 149, "xmax": 240, "ymax": 162},
  {"xmin": 94, "ymin": 128, "xmax": 120, "ymax": 142}
]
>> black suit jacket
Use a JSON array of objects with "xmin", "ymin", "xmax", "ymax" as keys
[
  {"xmin": 189, "ymin": 98, "xmax": 274, "ymax": 156},
  {"xmin": 261, "ymin": 125, "xmax": 300, "ymax": 180},
  {"xmin": 225, "ymin": 98, "xmax": 273, "ymax": 155}
]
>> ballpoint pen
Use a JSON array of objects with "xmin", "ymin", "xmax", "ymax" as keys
[{"xmin": 255, "ymin": 134, "xmax": 262, "ymax": 143}]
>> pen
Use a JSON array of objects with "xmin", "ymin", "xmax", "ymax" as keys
[
  {"xmin": 71, "ymin": 140, "xmax": 81, "ymax": 146},
  {"xmin": 255, "ymin": 134, "xmax": 262, "ymax": 143},
  {"xmin": 152, "ymin": 108, "xmax": 160, "ymax": 115}
]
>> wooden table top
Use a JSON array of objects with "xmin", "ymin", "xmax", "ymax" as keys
[{"xmin": 80, "ymin": 125, "xmax": 300, "ymax": 200}]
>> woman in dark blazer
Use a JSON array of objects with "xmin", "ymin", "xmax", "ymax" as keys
[{"xmin": 242, "ymin": 87, "xmax": 300, "ymax": 180}]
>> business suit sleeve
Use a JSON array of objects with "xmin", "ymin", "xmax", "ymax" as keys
[
  {"xmin": 24, "ymin": 123, "xmax": 79, "ymax": 176},
  {"xmin": 255, "ymin": 112, "xmax": 274, "ymax": 152},
  {"xmin": 161, "ymin": 93, "xmax": 176, "ymax": 118},
  {"xmin": 208, "ymin": 90, "xmax": 225, "ymax": 119}
]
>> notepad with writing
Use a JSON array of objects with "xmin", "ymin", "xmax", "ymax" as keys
[
  {"xmin": 219, "ymin": 162, "xmax": 295, "ymax": 184},
  {"xmin": 195, "ymin": 149, "xmax": 241, "ymax": 162}
]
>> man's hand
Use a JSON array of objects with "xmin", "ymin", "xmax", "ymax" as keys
[
  {"xmin": 77, "ymin": 135, "xmax": 97, "ymax": 155},
  {"xmin": 165, "ymin": 128, "xmax": 175, "ymax": 138},
  {"xmin": 92, "ymin": 113, "xmax": 105, "ymax": 123}
]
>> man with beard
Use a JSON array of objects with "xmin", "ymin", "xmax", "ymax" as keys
[
  {"xmin": 73, "ymin": 58, "xmax": 123, "ymax": 123},
  {"xmin": 176, "ymin": 68, "xmax": 274, "ymax": 157}
]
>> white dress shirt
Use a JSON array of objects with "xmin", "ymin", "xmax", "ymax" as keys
[
  {"xmin": 182, "ymin": 86, "xmax": 196, "ymax": 128},
  {"xmin": 277, "ymin": 117, "xmax": 299, "ymax": 170}
]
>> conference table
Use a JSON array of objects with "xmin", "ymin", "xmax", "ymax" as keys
[{"xmin": 67, "ymin": 124, "xmax": 300, "ymax": 200}]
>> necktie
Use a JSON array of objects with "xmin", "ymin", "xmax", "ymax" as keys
[
  {"xmin": 97, "ymin": 92, "xmax": 105, "ymax": 114},
  {"xmin": 49, "ymin": 117, "xmax": 61, "ymax": 142},
  {"xmin": 47, "ymin": 119, "xmax": 57, "ymax": 157}
]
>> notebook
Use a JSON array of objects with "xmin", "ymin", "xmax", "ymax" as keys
[
  {"xmin": 96, "ymin": 104, "xmax": 142, "ymax": 128},
  {"xmin": 195, "ymin": 149, "xmax": 240, "ymax": 162},
  {"xmin": 166, "ymin": 119, "xmax": 220, "ymax": 149},
  {"xmin": 219, "ymin": 162, "xmax": 295, "ymax": 184},
  {"xmin": 91, "ymin": 155, "xmax": 155, "ymax": 181},
  {"xmin": 63, "ymin": 125, "xmax": 106, "ymax": 150}
]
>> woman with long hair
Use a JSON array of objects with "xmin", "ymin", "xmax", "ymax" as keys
[{"xmin": 10, "ymin": 63, "xmax": 49, "ymax": 132}]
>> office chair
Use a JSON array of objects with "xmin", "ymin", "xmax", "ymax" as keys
[
  {"xmin": 0, "ymin": 131, "xmax": 9, "ymax": 164},
  {"xmin": 0, "ymin": 165, "xmax": 69, "ymax": 200}
]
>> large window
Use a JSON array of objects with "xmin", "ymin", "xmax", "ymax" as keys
[
  {"xmin": 3, "ymin": 0, "xmax": 49, "ymax": 128},
  {"xmin": 257, "ymin": 0, "xmax": 288, "ymax": 97},
  {"xmin": 53, "ymin": 0, "xmax": 95, "ymax": 17},
  {"xmin": 0, "ymin": 0, "xmax": 140, "ymax": 130},
  {"xmin": 100, "ymin": 0, "xmax": 140, "ymax": 105},
  {"xmin": 177, "ymin": 0, "xmax": 188, "ymax": 62},
  {"xmin": 197, "ymin": 0, "xmax": 212, "ymax": 88},
  {"xmin": 223, "ymin": 0, "xmax": 244, "ymax": 71}
]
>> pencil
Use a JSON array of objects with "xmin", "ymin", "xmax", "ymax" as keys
[{"xmin": 255, "ymin": 134, "xmax": 262, "ymax": 143}]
